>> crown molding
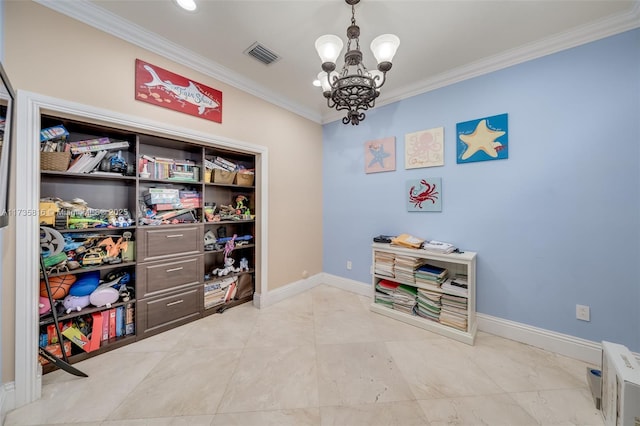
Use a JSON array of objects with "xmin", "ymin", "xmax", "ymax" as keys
[
  {"xmin": 34, "ymin": 0, "xmax": 638, "ymax": 127},
  {"xmin": 33, "ymin": 0, "xmax": 322, "ymax": 124},
  {"xmin": 321, "ymin": 0, "xmax": 640, "ymax": 124}
]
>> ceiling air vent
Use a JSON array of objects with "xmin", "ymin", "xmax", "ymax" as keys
[{"xmin": 244, "ymin": 42, "xmax": 280, "ymax": 65}]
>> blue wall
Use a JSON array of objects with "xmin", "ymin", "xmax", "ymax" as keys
[{"xmin": 322, "ymin": 29, "xmax": 640, "ymax": 351}]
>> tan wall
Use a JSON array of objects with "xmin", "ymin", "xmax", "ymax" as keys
[{"xmin": 1, "ymin": 1, "xmax": 323, "ymax": 383}]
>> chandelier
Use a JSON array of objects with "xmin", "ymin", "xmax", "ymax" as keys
[{"xmin": 315, "ymin": 0, "xmax": 399, "ymax": 125}]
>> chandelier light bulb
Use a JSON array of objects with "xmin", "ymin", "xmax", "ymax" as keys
[
  {"xmin": 370, "ymin": 34, "xmax": 400, "ymax": 65},
  {"xmin": 175, "ymin": 0, "xmax": 197, "ymax": 11},
  {"xmin": 315, "ymin": 35, "xmax": 344, "ymax": 65}
]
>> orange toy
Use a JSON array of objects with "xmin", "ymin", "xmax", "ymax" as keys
[{"xmin": 40, "ymin": 274, "xmax": 77, "ymax": 299}]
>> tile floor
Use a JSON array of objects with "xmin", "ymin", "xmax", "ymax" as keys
[{"xmin": 6, "ymin": 285, "xmax": 603, "ymax": 425}]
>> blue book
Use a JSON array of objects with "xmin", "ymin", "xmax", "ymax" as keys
[
  {"xmin": 417, "ymin": 264, "xmax": 447, "ymax": 275},
  {"xmin": 115, "ymin": 306, "xmax": 124, "ymax": 337}
]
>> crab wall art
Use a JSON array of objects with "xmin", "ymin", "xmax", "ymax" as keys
[{"xmin": 406, "ymin": 178, "xmax": 442, "ymax": 212}]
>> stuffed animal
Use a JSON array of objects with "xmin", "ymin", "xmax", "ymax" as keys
[
  {"xmin": 63, "ymin": 294, "xmax": 90, "ymax": 314},
  {"xmin": 38, "ymin": 296, "xmax": 51, "ymax": 315},
  {"xmin": 89, "ymin": 286, "xmax": 119, "ymax": 308}
]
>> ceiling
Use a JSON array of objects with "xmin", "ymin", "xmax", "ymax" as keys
[{"xmin": 38, "ymin": 0, "xmax": 639, "ymax": 124}]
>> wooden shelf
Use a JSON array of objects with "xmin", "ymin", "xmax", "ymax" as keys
[
  {"xmin": 42, "ymin": 261, "xmax": 136, "ymax": 279},
  {"xmin": 202, "ymin": 295, "xmax": 253, "ymax": 317},
  {"xmin": 39, "ymin": 299, "xmax": 136, "ymax": 326},
  {"xmin": 39, "ymin": 113, "xmax": 257, "ymax": 373},
  {"xmin": 40, "ymin": 334, "xmax": 137, "ymax": 374}
]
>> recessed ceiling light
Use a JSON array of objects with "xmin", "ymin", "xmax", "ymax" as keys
[{"xmin": 175, "ymin": 0, "xmax": 197, "ymax": 12}]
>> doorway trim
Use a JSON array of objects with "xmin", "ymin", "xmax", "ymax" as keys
[{"xmin": 13, "ymin": 90, "xmax": 269, "ymax": 407}]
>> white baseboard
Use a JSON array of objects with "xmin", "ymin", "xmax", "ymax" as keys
[
  {"xmin": 476, "ymin": 313, "xmax": 603, "ymax": 365},
  {"xmin": 1, "ymin": 381, "xmax": 16, "ymax": 425},
  {"xmin": 254, "ymin": 273, "xmax": 324, "ymax": 308},
  {"xmin": 254, "ymin": 272, "xmax": 370, "ymax": 308},
  {"xmin": 316, "ymin": 272, "xmax": 371, "ymax": 297}
]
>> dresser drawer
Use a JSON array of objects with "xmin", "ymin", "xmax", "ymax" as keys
[
  {"xmin": 137, "ymin": 225, "xmax": 203, "ymax": 262},
  {"xmin": 137, "ymin": 254, "xmax": 202, "ymax": 298},
  {"xmin": 136, "ymin": 286, "xmax": 203, "ymax": 339}
]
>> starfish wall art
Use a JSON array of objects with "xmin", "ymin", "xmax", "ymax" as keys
[
  {"xmin": 456, "ymin": 113, "xmax": 508, "ymax": 164},
  {"xmin": 364, "ymin": 137, "xmax": 396, "ymax": 173}
]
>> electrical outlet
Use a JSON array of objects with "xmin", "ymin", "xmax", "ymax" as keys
[
  {"xmin": 576, "ymin": 304, "xmax": 590, "ymax": 321},
  {"xmin": 346, "ymin": 260, "xmax": 352, "ymax": 270}
]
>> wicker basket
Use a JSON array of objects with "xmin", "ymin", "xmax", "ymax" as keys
[
  {"xmin": 235, "ymin": 173, "xmax": 255, "ymax": 187},
  {"xmin": 40, "ymin": 151, "xmax": 71, "ymax": 172},
  {"xmin": 213, "ymin": 169, "xmax": 236, "ymax": 184}
]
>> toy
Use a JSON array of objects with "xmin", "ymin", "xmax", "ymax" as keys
[
  {"xmin": 98, "ymin": 236, "xmax": 128, "ymax": 263},
  {"xmin": 89, "ymin": 271, "xmax": 129, "ymax": 307},
  {"xmin": 69, "ymin": 271, "xmax": 100, "ymax": 296},
  {"xmin": 38, "ymin": 296, "xmax": 51, "ymax": 315},
  {"xmin": 204, "ymin": 230, "xmax": 222, "ymax": 251},
  {"xmin": 89, "ymin": 286, "xmax": 119, "ymax": 308},
  {"xmin": 62, "ymin": 294, "xmax": 90, "ymax": 313},
  {"xmin": 239, "ymin": 257, "xmax": 249, "ymax": 271},
  {"xmin": 41, "ymin": 274, "xmax": 76, "ymax": 299},
  {"xmin": 40, "ymin": 226, "xmax": 66, "ymax": 257},
  {"xmin": 234, "ymin": 195, "xmax": 250, "ymax": 216},
  {"xmin": 212, "ymin": 234, "xmax": 241, "ymax": 276},
  {"xmin": 81, "ymin": 250, "xmax": 104, "ymax": 266},
  {"xmin": 204, "ymin": 203, "xmax": 217, "ymax": 222}
]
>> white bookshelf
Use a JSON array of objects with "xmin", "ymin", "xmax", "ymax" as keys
[{"xmin": 370, "ymin": 243, "xmax": 477, "ymax": 345}]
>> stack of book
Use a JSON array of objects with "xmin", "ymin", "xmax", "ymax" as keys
[
  {"xmin": 392, "ymin": 284, "xmax": 417, "ymax": 314},
  {"xmin": 140, "ymin": 155, "xmax": 198, "ymax": 181},
  {"xmin": 374, "ymin": 279, "xmax": 398, "ymax": 307},
  {"xmin": 68, "ymin": 137, "xmax": 130, "ymax": 154},
  {"xmin": 391, "ymin": 233, "xmax": 424, "ymax": 249},
  {"xmin": 414, "ymin": 263, "xmax": 448, "ymax": 290},
  {"xmin": 204, "ymin": 276, "xmax": 237, "ymax": 309},
  {"xmin": 414, "ymin": 288, "xmax": 442, "ymax": 322},
  {"xmin": 394, "ymin": 256, "xmax": 425, "ymax": 284},
  {"xmin": 422, "ymin": 239, "xmax": 456, "ymax": 254},
  {"xmin": 440, "ymin": 294, "xmax": 468, "ymax": 331},
  {"xmin": 67, "ymin": 150, "xmax": 109, "ymax": 173},
  {"xmin": 374, "ymin": 251, "xmax": 395, "ymax": 277},
  {"xmin": 205, "ymin": 156, "xmax": 237, "ymax": 172},
  {"xmin": 441, "ymin": 274, "xmax": 468, "ymax": 297}
]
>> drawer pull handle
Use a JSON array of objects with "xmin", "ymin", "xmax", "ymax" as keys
[
  {"xmin": 166, "ymin": 234, "xmax": 184, "ymax": 238},
  {"xmin": 166, "ymin": 299, "xmax": 184, "ymax": 307},
  {"xmin": 166, "ymin": 267, "xmax": 184, "ymax": 273}
]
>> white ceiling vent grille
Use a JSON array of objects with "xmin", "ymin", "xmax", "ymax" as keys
[{"xmin": 244, "ymin": 42, "xmax": 280, "ymax": 65}]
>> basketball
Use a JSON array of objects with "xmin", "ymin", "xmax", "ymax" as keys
[{"xmin": 40, "ymin": 274, "xmax": 76, "ymax": 299}]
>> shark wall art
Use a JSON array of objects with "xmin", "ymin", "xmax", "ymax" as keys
[{"xmin": 135, "ymin": 59, "xmax": 223, "ymax": 123}]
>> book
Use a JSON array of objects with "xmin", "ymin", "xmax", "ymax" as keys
[
  {"xmin": 108, "ymin": 308, "xmax": 117, "ymax": 339},
  {"xmin": 62, "ymin": 326, "xmax": 90, "ymax": 352},
  {"xmin": 40, "ymin": 125, "xmax": 69, "ymax": 142},
  {"xmin": 101, "ymin": 311, "xmax": 110, "ymax": 341},
  {"xmin": 224, "ymin": 280, "xmax": 237, "ymax": 302},
  {"xmin": 391, "ymin": 233, "xmax": 424, "ymax": 249},
  {"xmin": 115, "ymin": 306, "xmax": 124, "ymax": 337},
  {"xmin": 89, "ymin": 312, "xmax": 104, "ymax": 352},
  {"xmin": 422, "ymin": 240, "xmax": 456, "ymax": 254},
  {"xmin": 70, "ymin": 140, "xmax": 129, "ymax": 154},
  {"xmin": 124, "ymin": 303, "xmax": 135, "ymax": 335}
]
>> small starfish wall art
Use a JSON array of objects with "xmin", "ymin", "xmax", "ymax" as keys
[
  {"xmin": 456, "ymin": 113, "xmax": 508, "ymax": 164},
  {"xmin": 364, "ymin": 137, "xmax": 396, "ymax": 173}
]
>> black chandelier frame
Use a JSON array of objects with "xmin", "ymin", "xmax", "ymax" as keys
[{"xmin": 318, "ymin": 0, "xmax": 394, "ymax": 125}]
